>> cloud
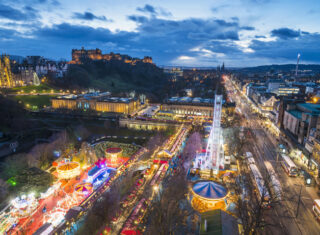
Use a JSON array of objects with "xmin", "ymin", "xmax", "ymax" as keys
[
  {"xmin": 1, "ymin": 9, "xmax": 319, "ymax": 67},
  {"xmin": 271, "ymin": 28, "xmax": 301, "ymax": 39},
  {"xmin": 242, "ymin": 0, "xmax": 271, "ymax": 3},
  {"xmin": 177, "ymin": 55, "xmax": 194, "ymax": 60},
  {"xmin": 127, "ymin": 15, "xmax": 148, "ymax": 24},
  {"xmin": 249, "ymin": 31, "xmax": 320, "ymax": 62},
  {"xmin": 0, "ymin": 15, "xmax": 248, "ymax": 64},
  {"xmin": 127, "ymin": 16, "xmax": 244, "ymax": 41},
  {"xmin": 241, "ymin": 26, "xmax": 255, "ymax": 31},
  {"xmin": 73, "ymin": 11, "xmax": 111, "ymax": 21},
  {"xmin": 12, "ymin": 0, "xmax": 59, "ymax": 5},
  {"xmin": 136, "ymin": 4, "xmax": 172, "ymax": 17},
  {"xmin": 137, "ymin": 4, "xmax": 156, "ymax": 14},
  {"xmin": 51, "ymin": 0, "xmax": 60, "ymax": 5},
  {"xmin": 36, "ymin": 23, "xmax": 135, "ymax": 43},
  {"xmin": 211, "ymin": 4, "xmax": 229, "ymax": 13},
  {"xmin": 0, "ymin": 3, "xmax": 38, "ymax": 21}
]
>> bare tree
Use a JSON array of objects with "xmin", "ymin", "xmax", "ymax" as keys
[
  {"xmin": 140, "ymin": 133, "xmax": 166, "ymax": 161},
  {"xmin": 0, "ymin": 179, "xmax": 8, "ymax": 202},
  {"xmin": 26, "ymin": 130, "xmax": 72, "ymax": 169},
  {"xmin": 146, "ymin": 172, "xmax": 197, "ymax": 235},
  {"xmin": 146, "ymin": 133, "xmax": 166, "ymax": 152},
  {"xmin": 76, "ymin": 142, "xmax": 98, "ymax": 166},
  {"xmin": 225, "ymin": 127, "xmax": 246, "ymax": 159},
  {"xmin": 235, "ymin": 169, "xmax": 283, "ymax": 234},
  {"xmin": 76, "ymin": 184, "xmax": 120, "ymax": 235},
  {"xmin": 181, "ymin": 132, "xmax": 202, "ymax": 172}
]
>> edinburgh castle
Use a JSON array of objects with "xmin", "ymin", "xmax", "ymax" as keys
[{"xmin": 69, "ymin": 47, "xmax": 153, "ymax": 65}]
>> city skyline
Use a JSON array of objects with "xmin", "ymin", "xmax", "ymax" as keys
[{"xmin": 0, "ymin": 0, "xmax": 320, "ymax": 66}]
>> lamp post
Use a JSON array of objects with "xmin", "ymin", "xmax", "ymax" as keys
[
  {"xmin": 277, "ymin": 144, "xmax": 286, "ymax": 163},
  {"xmin": 295, "ymin": 184, "xmax": 303, "ymax": 218}
]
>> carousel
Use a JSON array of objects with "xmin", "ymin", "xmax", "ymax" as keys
[
  {"xmin": 105, "ymin": 148, "xmax": 128, "ymax": 168},
  {"xmin": 11, "ymin": 193, "xmax": 38, "ymax": 218},
  {"xmin": 106, "ymin": 147, "xmax": 122, "ymax": 159},
  {"xmin": 57, "ymin": 162, "xmax": 80, "ymax": 179},
  {"xmin": 74, "ymin": 182, "xmax": 93, "ymax": 196},
  {"xmin": 190, "ymin": 181, "xmax": 229, "ymax": 213}
]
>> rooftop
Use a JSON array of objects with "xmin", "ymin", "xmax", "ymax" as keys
[
  {"xmin": 192, "ymin": 181, "xmax": 228, "ymax": 199},
  {"xmin": 288, "ymin": 110, "xmax": 302, "ymax": 119},
  {"xmin": 55, "ymin": 92, "xmax": 136, "ymax": 103},
  {"xmin": 200, "ymin": 210, "xmax": 239, "ymax": 235},
  {"xmin": 168, "ymin": 97, "xmax": 214, "ymax": 104},
  {"xmin": 297, "ymin": 103, "xmax": 320, "ymax": 114}
]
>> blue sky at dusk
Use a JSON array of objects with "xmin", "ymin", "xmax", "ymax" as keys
[{"xmin": 0, "ymin": 0, "xmax": 319, "ymax": 66}]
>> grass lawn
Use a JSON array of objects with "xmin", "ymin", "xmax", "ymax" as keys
[
  {"xmin": 5, "ymin": 83, "xmax": 60, "ymax": 94},
  {"xmin": 11, "ymin": 95, "xmax": 57, "ymax": 109}
]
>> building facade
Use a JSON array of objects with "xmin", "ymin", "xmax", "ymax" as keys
[
  {"xmin": 283, "ymin": 103, "xmax": 320, "ymax": 144},
  {"xmin": 312, "ymin": 138, "xmax": 320, "ymax": 177},
  {"xmin": 119, "ymin": 119, "xmax": 179, "ymax": 131},
  {"xmin": 160, "ymin": 101, "xmax": 235, "ymax": 118},
  {"xmin": 51, "ymin": 93, "xmax": 140, "ymax": 115}
]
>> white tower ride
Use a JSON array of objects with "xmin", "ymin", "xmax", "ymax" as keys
[
  {"xmin": 295, "ymin": 53, "xmax": 300, "ymax": 77},
  {"xmin": 193, "ymin": 94, "xmax": 224, "ymax": 176},
  {"xmin": 194, "ymin": 95, "xmax": 223, "ymax": 175},
  {"xmin": 205, "ymin": 95, "xmax": 223, "ymax": 174}
]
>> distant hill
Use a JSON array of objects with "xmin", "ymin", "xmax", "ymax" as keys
[{"xmin": 234, "ymin": 64, "xmax": 320, "ymax": 73}]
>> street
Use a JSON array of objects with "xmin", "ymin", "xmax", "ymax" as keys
[{"xmin": 225, "ymin": 77, "xmax": 320, "ymax": 234}]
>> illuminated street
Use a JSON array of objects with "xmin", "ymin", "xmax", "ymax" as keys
[
  {"xmin": 0, "ymin": 1, "xmax": 320, "ymax": 234},
  {"xmin": 225, "ymin": 76, "xmax": 320, "ymax": 234}
]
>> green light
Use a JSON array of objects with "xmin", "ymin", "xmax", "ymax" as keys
[{"xmin": 7, "ymin": 177, "xmax": 17, "ymax": 186}]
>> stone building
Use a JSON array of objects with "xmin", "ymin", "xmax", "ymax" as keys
[
  {"xmin": 283, "ymin": 103, "xmax": 320, "ymax": 144},
  {"xmin": 51, "ymin": 92, "xmax": 140, "ymax": 115},
  {"xmin": 119, "ymin": 119, "xmax": 179, "ymax": 131},
  {"xmin": 160, "ymin": 97, "xmax": 235, "ymax": 117},
  {"xmin": 69, "ymin": 47, "xmax": 153, "ymax": 65}
]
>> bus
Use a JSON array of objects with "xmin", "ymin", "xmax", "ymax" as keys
[
  {"xmin": 264, "ymin": 161, "xmax": 282, "ymax": 200},
  {"xmin": 246, "ymin": 152, "xmax": 255, "ymax": 165},
  {"xmin": 312, "ymin": 199, "xmax": 320, "ymax": 221},
  {"xmin": 239, "ymin": 126, "xmax": 244, "ymax": 139},
  {"xmin": 248, "ymin": 163, "xmax": 270, "ymax": 206},
  {"xmin": 281, "ymin": 155, "xmax": 298, "ymax": 177}
]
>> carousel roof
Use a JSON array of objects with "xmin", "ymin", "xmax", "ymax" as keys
[
  {"xmin": 75, "ymin": 182, "xmax": 93, "ymax": 193},
  {"xmin": 192, "ymin": 181, "xmax": 227, "ymax": 199},
  {"xmin": 106, "ymin": 147, "xmax": 122, "ymax": 153},
  {"xmin": 57, "ymin": 162, "xmax": 79, "ymax": 171}
]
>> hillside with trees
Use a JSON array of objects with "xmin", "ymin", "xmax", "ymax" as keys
[{"xmin": 50, "ymin": 59, "xmax": 170, "ymax": 100}]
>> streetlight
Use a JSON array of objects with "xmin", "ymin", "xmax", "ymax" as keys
[
  {"xmin": 277, "ymin": 144, "xmax": 286, "ymax": 163},
  {"xmin": 295, "ymin": 184, "xmax": 303, "ymax": 218},
  {"xmin": 153, "ymin": 185, "xmax": 159, "ymax": 192}
]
